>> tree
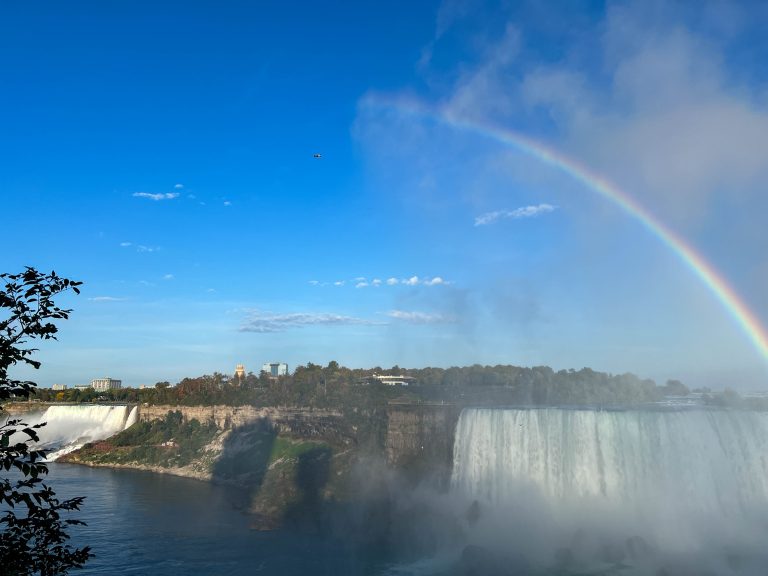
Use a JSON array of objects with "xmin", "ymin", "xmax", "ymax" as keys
[{"xmin": 0, "ymin": 268, "xmax": 91, "ymax": 574}]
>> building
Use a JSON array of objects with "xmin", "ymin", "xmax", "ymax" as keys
[
  {"xmin": 90, "ymin": 378, "xmax": 122, "ymax": 391},
  {"xmin": 235, "ymin": 364, "xmax": 246, "ymax": 379},
  {"xmin": 51, "ymin": 384, "xmax": 67, "ymax": 391},
  {"xmin": 261, "ymin": 362, "xmax": 288, "ymax": 378},
  {"xmin": 74, "ymin": 384, "xmax": 91, "ymax": 391},
  {"xmin": 371, "ymin": 374, "xmax": 416, "ymax": 386}
]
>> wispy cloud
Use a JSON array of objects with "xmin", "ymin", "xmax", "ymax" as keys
[
  {"xmin": 174, "ymin": 183, "xmax": 184, "ymax": 189},
  {"xmin": 163, "ymin": 274, "xmax": 174, "ymax": 280},
  {"xmin": 88, "ymin": 296, "xmax": 127, "ymax": 302},
  {"xmin": 387, "ymin": 310, "xmax": 455, "ymax": 323},
  {"xmin": 119, "ymin": 242, "xmax": 160, "ymax": 253},
  {"xmin": 132, "ymin": 192, "xmax": 180, "ymax": 201},
  {"xmin": 386, "ymin": 277, "xmax": 399, "ymax": 286},
  {"xmin": 240, "ymin": 311, "xmax": 383, "ymax": 333},
  {"xmin": 474, "ymin": 204, "xmax": 557, "ymax": 226},
  {"xmin": 223, "ymin": 201, "xmax": 232, "ymax": 206},
  {"xmin": 355, "ymin": 281, "xmax": 369, "ymax": 288}
]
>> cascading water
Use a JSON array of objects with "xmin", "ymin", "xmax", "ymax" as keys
[
  {"xmin": 24, "ymin": 404, "xmax": 139, "ymax": 460},
  {"xmin": 450, "ymin": 408, "xmax": 768, "ymax": 573}
]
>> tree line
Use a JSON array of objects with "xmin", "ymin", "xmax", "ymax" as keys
[{"xmin": 30, "ymin": 362, "xmax": 692, "ymax": 409}]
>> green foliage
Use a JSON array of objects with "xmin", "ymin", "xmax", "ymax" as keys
[
  {"xmin": 76, "ymin": 410, "xmax": 219, "ymax": 468},
  {"xmin": 34, "ymin": 360, "xmax": 676, "ymax": 411},
  {"xmin": 0, "ymin": 268, "xmax": 90, "ymax": 575}
]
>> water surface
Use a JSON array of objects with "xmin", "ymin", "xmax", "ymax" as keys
[{"xmin": 50, "ymin": 464, "xmax": 382, "ymax": 575}]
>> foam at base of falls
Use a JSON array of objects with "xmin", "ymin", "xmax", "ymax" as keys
[{"xmin": 27, "ymin": 404, "xmax": 138, "ymax": 460}]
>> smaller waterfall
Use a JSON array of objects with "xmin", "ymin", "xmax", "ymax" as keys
[{"xmin": 25, "ymin": 404, "xmax": 139, "ymax": 460}]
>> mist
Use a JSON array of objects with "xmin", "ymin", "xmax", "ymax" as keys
[{"xmin": 342, "ymin": 407, "xmax": 768, "ymax": 575}]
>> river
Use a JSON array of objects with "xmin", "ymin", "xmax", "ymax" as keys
[{"xmin": 49, "ymin": 463, "xmax": 385, "ymax": 575}]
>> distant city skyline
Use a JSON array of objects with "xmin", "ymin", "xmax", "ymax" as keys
[{"xmin": 4, "ymin": 1, "xmax": 768, "ymax": 389}]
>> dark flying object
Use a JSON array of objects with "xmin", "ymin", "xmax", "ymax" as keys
[{"xmin": 313, "ymin": 153, "xmax": 322, "ymax": 158}]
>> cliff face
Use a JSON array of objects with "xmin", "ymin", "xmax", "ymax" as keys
[
  {"xmin": 385, "ymin": 404, "xmax": 460, "ymax": 483},
  {"xmin": 137, "ymin": 405, "xmax": 348, "ymax": 440},
  {"xmin": 2, "ymin": 402, "xmax": 51, "ymax": 415}
]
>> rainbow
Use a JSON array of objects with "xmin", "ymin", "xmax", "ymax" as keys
[{"xmin": 364, "ymin": 95, "xmax": 768, "ymax": 362}]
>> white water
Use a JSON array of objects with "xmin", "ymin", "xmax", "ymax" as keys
[
  {"xmin": 450, "ymin": 408, "xmax": 768, "ymax": 572},
  {"xmin": 25, "ymin": 404, "xmax": 139, "ymax": 460}
]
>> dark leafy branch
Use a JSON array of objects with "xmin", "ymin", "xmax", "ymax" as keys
[{"xmin": 1, "ymin": 268, "xmax": 90, "ymax": 575}]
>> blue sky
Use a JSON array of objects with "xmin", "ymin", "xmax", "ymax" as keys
[{"xmin": 3, "ymin": 1, "xmax": 768, "ymax": 389}]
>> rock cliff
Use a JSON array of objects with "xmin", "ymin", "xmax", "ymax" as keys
[
  {"xmin": 137, "ymin": 404, "xmax": 348, "ymax": 440},
  {"xmin": 385, "ymin": 403, "xmax": 460, "ymax": 484}
]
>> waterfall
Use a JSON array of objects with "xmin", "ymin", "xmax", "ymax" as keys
[
  {"xmin": 25, "ymin": 404, "xmax": 139, "ymax": 460},
  {"xmin": 450, "ymin": 408, "xmax": 768, "ymax": 567}
]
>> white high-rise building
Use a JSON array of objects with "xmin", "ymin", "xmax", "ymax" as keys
[{"xmin": 91, "ymin": 378, "xmax": 122, "ymax": 391}]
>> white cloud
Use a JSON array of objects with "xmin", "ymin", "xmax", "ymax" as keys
[
  {"xmin": 223, "ymin": 201, "xmax": 232, "ymax": 206},
  {"xmin": 132, "ymin": 192, "xmax": 180, "ymax": 201},
  {"xmin": 402, "ymin": 276, "xmax": 420, "ymax": 286},
  {"xmin": 334, "ymin": 281, "xmax": 345, "ymax": 286},
  {"xmin": 387, "ymin": 310, "xmax": 455, "ymax": 324},
  {"xmin": 206, "ymin": 288, "xmax": 216, "ymax": 293},
  {"xmin": 119, "ymin": 241, "xmax": 132, "ymax": 247},
  {"xmin": 88, "ymin": 296, "xmax": 127, "ymax": 302},
  {"xmin": 355, "ymin": 281, "xmax": 369, "ymax": 288},
  {"xmin": 475, "ymin": 204, "xmax": 557, "ymax": 226},
  {"xmin": 424, "ymin": 277, "xmax": 446, "ymax": 286},
  {"xmin": 437, "ymin": 2, "xmax": 768, "ymax": 225},
  {"xmin": 136, "ymin": 245, "xmax": 159, "ymax": 253},
  {"xmin": 309, "ymin": 280, "xmax": 320, "ymax": 286},
  {"xmin": 163, "ymin": 274, "xmax": 174, "ymax": 280},
  {"xmin": 240, "ymin": 311, "xmax": 383, "ymax": 333},
  {"xmin": 372, "ymin": 278, "xmax": 382, "ymax": 286},
  {"xmin": 386, "ymin": 277, "xmax": 399, "ymax": 285},
  {"xmin": 174, "ymin": 183, "xmax": 184, "ymax": 189}
]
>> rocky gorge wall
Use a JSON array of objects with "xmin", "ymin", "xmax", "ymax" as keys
[
  {"xmin": 385, "ymin": 403, "xmax": 461, "ymax": 482},
  {"xmin": 137, "ymin": 404, "xmax": 350, "ymax": 441},
  {"xmin": 7, "ymin": 402, "xmax": 462, "ymax": 470}
]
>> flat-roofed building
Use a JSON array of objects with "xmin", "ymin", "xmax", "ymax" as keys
[
  {"xmin": 371, "ymin": 374, "xmax": 416, "ymax": 386},
  {"xmin": 52, "ymin": 383, "xmax": 68, "ymax": 391},
  {"xmin": 91, "ymin": 378, "xmax": 122, "ymax": 391}
]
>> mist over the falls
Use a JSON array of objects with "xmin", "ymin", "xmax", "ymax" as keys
[{"xmin": 375, "ymin": 407, "xmax": 768, "ymax": 576}]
